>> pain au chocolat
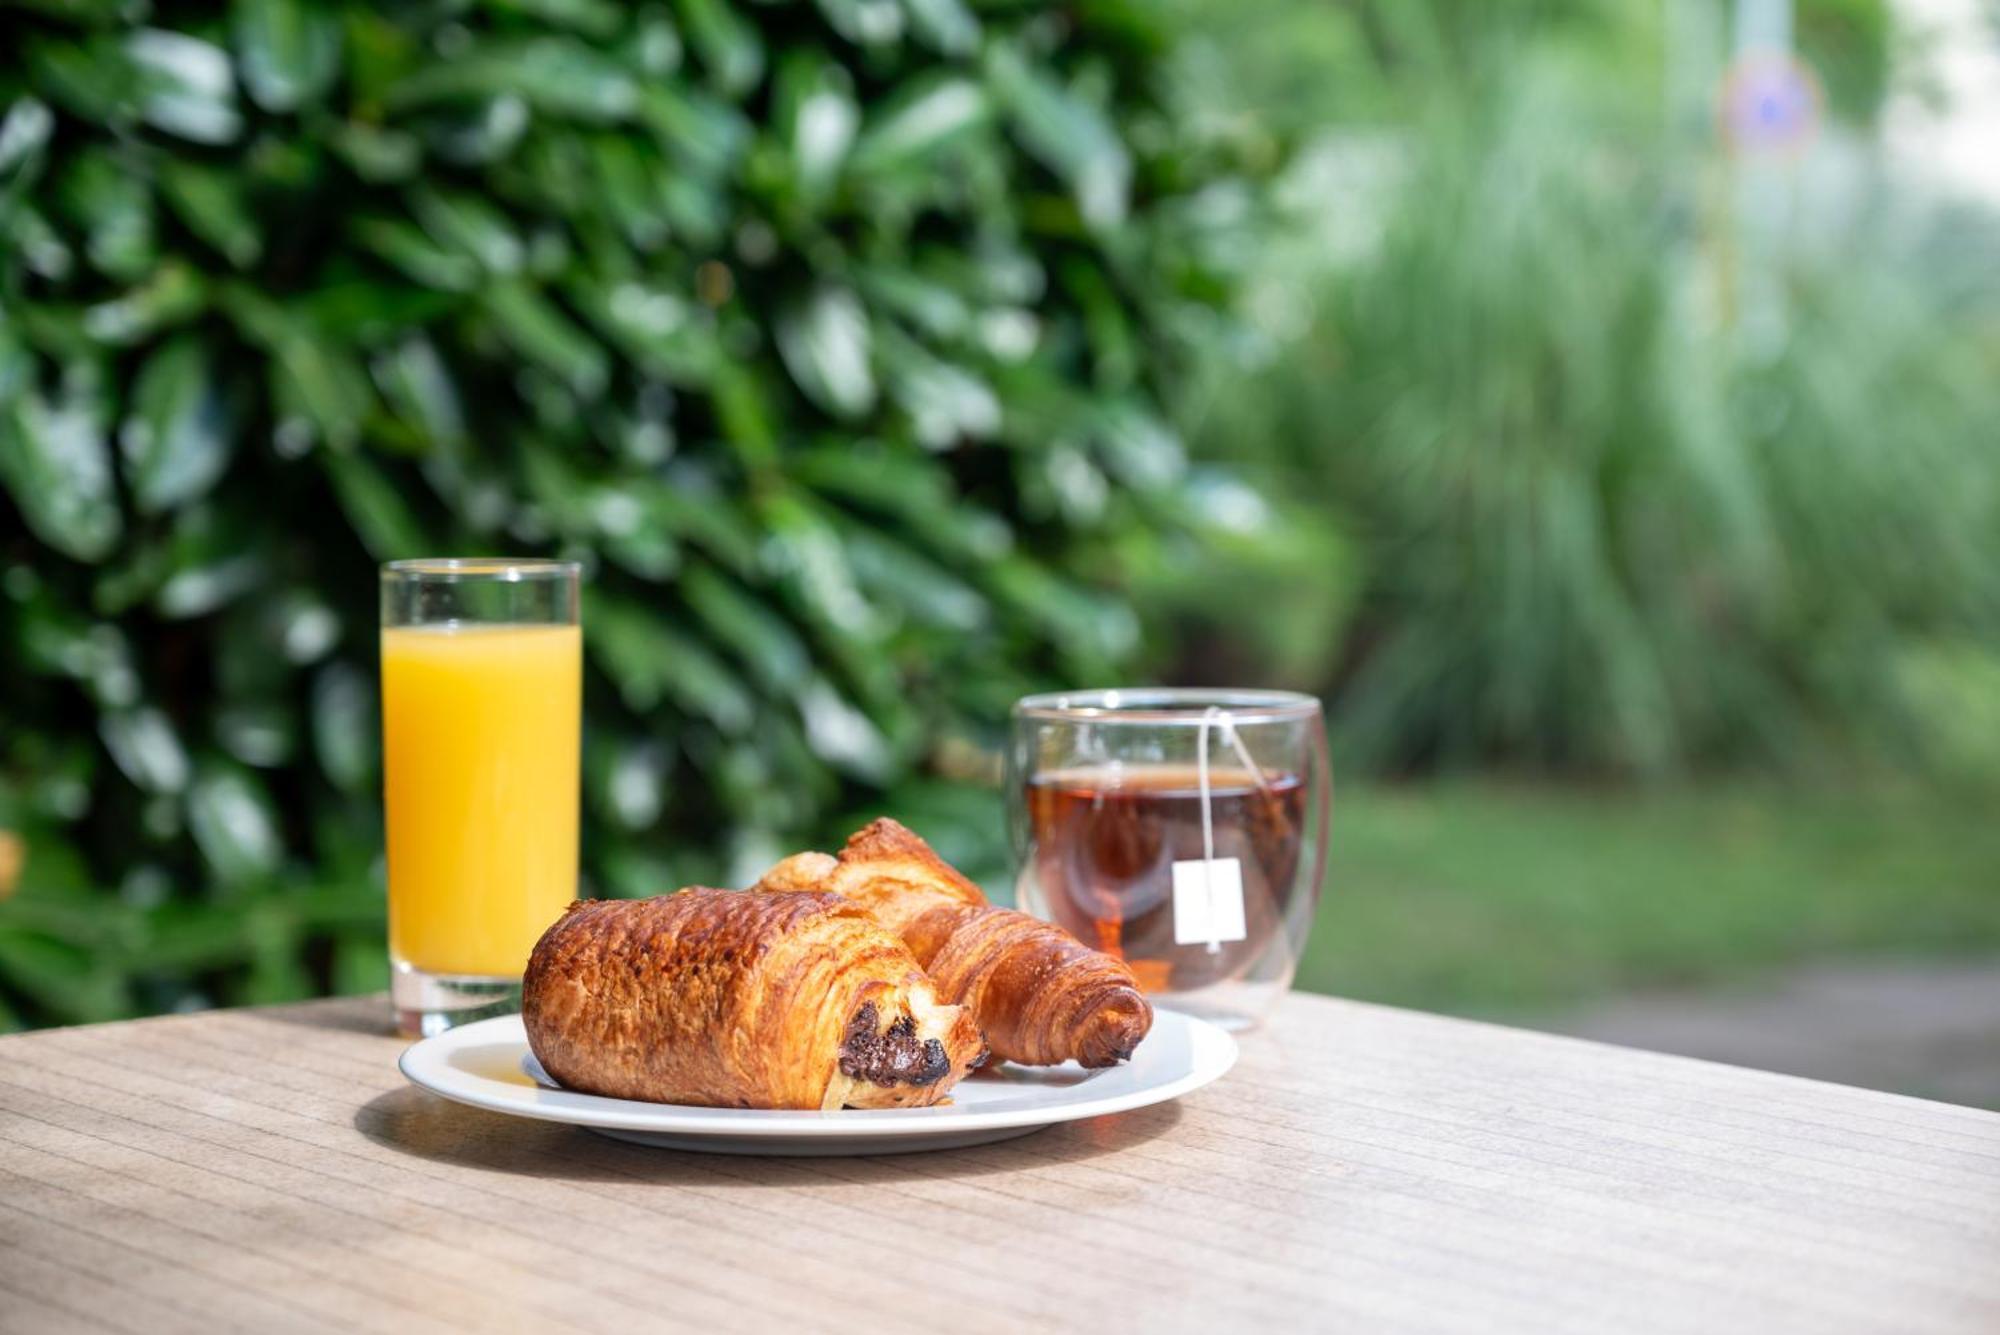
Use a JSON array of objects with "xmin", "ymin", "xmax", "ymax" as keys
[{"xmin": 522, "ymin": 888, "xmax": 986, "ymax": 1110}]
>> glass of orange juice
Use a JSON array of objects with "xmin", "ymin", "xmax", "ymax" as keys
[{"xmin": 381, "ymin": 558, "xmax": 582, "ymax": 1036}]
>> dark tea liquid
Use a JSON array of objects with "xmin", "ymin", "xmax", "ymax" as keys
[{"xmin": 1024, "ymin": 765, "xmax": 1307, "ymax": 993}]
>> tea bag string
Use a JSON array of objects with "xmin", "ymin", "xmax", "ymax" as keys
[
  {"xmin": 1197, "ymin": 707, "xmax": 1269, "ymax": 954},
  {"xmin": 1196, "ymin": 709, "xmax": 1219, "ymax": 954}
]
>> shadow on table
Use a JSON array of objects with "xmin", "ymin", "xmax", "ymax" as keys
[{"xmin": 353, "ymin": 1084, "xmax": 1182, "ymax": 1185}]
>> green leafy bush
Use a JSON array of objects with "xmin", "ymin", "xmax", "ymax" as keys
[{"xmin": 0, "ymin": 0, "xmax": 1263, "ymax": 1027}]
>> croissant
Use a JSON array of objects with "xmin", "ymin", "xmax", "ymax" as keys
[
  {"xmin": 756, "ymin": 819, "xmax": 1153, "ymax": 1069},
  {"xmin": 522, "ymin": 888, "xmax": 986, "ymax": 1110},
  {"xmin": 903, "ymin": 902, "xmax": 1154, "ymax": 1068}
]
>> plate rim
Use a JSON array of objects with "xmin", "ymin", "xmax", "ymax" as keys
[{"xmin": 398, "ymin": 1008, "xmax": 1236, "ymax": 1139}]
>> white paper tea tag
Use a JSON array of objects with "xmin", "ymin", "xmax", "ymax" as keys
[{"xmin": 1172, "ymin": 858, "xmax": 1247, "ymax": 946}]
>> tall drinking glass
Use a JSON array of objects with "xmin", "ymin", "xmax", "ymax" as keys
[
  {"xmin": 1007, "ymin": 689, "xmax": 1331, "ymax": 1029},
  {"xmin": 381, "ymin": 558, "xmax": 581, "ymax": 1036}
]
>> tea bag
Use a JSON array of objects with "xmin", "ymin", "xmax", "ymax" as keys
[{"xmin": 1171, "ymin": 707, "xmax": 1276, "ymax": 952}]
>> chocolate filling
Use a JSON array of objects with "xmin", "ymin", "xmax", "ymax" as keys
[{"xmin": 838, "ymin": 1002, "xmax": 952, "ymax": 1088}]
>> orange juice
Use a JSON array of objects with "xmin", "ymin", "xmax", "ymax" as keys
[{"xmin": 382, "ymin": 623, "xmax": 581, "ymax": 976}]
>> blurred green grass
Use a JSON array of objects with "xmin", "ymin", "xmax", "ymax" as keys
[{"xmin": 1299, "ymin": 783, "xmax": 2000, "ymax": 1014}]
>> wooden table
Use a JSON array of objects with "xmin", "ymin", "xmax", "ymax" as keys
[{"xmin": 1, "ymin": 993, "xmax": 1996, "ymax": 1335}]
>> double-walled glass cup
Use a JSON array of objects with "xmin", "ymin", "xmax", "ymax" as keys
[
  {"xmin": 381, "ymin": 559, "xmax": 581, "ymax": 1036},
  {"xmin": 1006, "ymin": 689, "xmax": 1332, "ymax": 1029}
]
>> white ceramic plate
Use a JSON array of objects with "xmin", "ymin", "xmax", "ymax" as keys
[{"xmin": 399, "ymin": 1010, "xmax": 1236, "ymax": 1156}]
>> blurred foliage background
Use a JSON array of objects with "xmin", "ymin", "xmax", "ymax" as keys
[
  {"xmin": 3, "ymin": 0, "xmax": 1998, "ymax": 1040},
  {"xmin": 1164, "ymin": 0, "xmax": 2000, "ymax": 779}
]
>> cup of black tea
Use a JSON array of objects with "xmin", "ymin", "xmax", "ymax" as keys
[{"xmin": 1006, "ymin": 690, "xmax": 1331, "ymax": 1029}]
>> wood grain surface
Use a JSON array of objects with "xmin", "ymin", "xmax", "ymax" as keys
[{"xmin": 1, "ymin": 992, "xmax": 1996, "ymax": 1334}]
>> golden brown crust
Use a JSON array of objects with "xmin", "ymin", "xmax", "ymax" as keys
[
  {"xmin": 811, "ymin": 817, "xmax": 990, "ymax": 938},
  {"xmin": 756, "ymin": 851, "xmax": 837, "ymax": 894},
  {"xmin": 754, "ymin": 819, "xmax": 1153, "ymax": 1068},
  {"xmin": 908, "ymin": 904, "xmax": 1153, "ymax": 1069},
  {"xmin": 521, "ymin": 888, "xmax": 984, "ymax": 1109}
]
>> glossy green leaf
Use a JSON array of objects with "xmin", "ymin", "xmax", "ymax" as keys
[
  {"xmin": 93, "ymin": 541, "xmax": 175, "ymax": 618},
  {"xmin": 354, "ymin": 218, "xmax": 481, "ymax": 291},
  {"xmin": 638, "ymin": 471, "xmax": 761, "ymax": 575},
  {"xmin": 311, "ymin": 663, "xmax": 377, "ymax": 793},
  {"xmin": 187, "ymin": 762, "xmax": 283, "ymax": 884},
  {"xmin": 420, "ymin": 96, "xmax": 532, "ymax": 166},
  {"xmin": 17, "ymin": 597, "xmax": 139, "ymax": 707},
  {"xmin": 370, "ymin": 335, "xmax": 467, "ymax": 449},
  {"xmin": 899, "ymin": 0, "xmax": 978, "ymax": 56},
  {"xmin": 849, "ymin": 76, "xmax": 988, "ymax": 176},
  {"xmin": 683, "ymin": 565, "xmax": 810, "ymax": 692},
  {"xmin": 587, "ymin": 735, "xmax": 672, "ymax": 831},
  {"xmin": 517, "ymin": 438, "xmax": 595, "ymax": 535},
  {"xmin": 159, "ymin": 159, "xmax": 262, "ymax": 268},
  {"xmin": 0, "ymin": 98, "xmax": 56, "ymax": 185},
  {"xmin": 1094, "ymin": 400, "xmax": 1187, "ymax": 491},
  {"xmin": 99, "ymin": 708, "xmax": 191, "ymax": 794},
  {"xmin": 387, "ymin": 37, "xmax": 640, "ymax": 122},
  {"xmin": 0, "ymin": 376, "xmax": 122, "ymax": 562},
  {"xmin": 879, "ymin": 328, "xmax": 1000, "ymax": 446},
  {"xmin": 120, "ymin": 336, "xmax": 234, "ymax": 514},
  {"xmin": 987, "ymin": 554, "xmax": 1138, "ymax": 668},
  {"xmin": 1060, "ymin": 256, "xmax": 1138, "ymax": 388},
  {"xmin": 81, "ymin": 261, "xmax": 208, "ymax": 347},
  {"xmin": 757, "ymin": 490, "xmax": 880, "ymax": 645},
  {"xmin": 407, "ymin": 186, "xmax": 524, "ymax": 274},
  {"xmin": 0, "ymin": 321, "xmax": 29, "ymax": 401},
  {"xmin": 482, "ymin": 281, "xmax": 609, "ymax": 396},
  {"xmin": 776, "ymin": 287, "xmax": 875, "ymax": 419},
  {"xmin": 217, "ymin": 701, "xmax": 297, "ymax": 768},
  {"xmin": 126, "ymin": 28, "xmax": 245, "ymax": 144},
  {"xmin": 6, "ymin": 206, "xmax": 74, "ymax": 283},
  {"xmin": 773, "ymin": 53, "xmax": 857, "ymax": 205},
  {"xmin": 570, "ymin": 278, "xmax": 716, "ymax": 381},
  {"xmin": 296, "ymin": 280, "xmax": 457, "ymax": 345},
  {"xmin": 590, "ymin": 596, "xmax": 755, "ymax": 732},
  {"xmin": 155, "ymin": 552, "xmax": 265, "ymax": 619},
  {"xmin": 233, "ymin": 0, "xmax": 343, "ymax": 113},
  {"xmin": 814, "ymin": 0, "xmax": 905, "ymax": 49},
  {"xmin": 623, "ymin": 7, "xmax": 683, "ymax": 75},
  {"xmin": 321, "ymin": 451, "xmax": 427, "ymax": 558},
  {"xmin": 634, "ymin": 83, "xmax": 750, "ymax": 175},
  {"xmin": 221, "ymin": 283, "xmax": 374, "ymax": 446},
  {"xmin": 603, "ymin": 524, "xmax": 680, "ymax": 580},
  {"xmin": 800, "ymin": 445, "xmax": 1013, "ymax": 564},
  {"xmin": 655, "ymin": 171, "xmax": 728, "ymax": 246},
  {"xmin": 839, "ymin": 525, "xmax": 988, "ymax": 632},
  {"xmin": 709, "ymin": 363, "xmax": 780, "ymax": 469},
  {"xmin": 855, "ymin": 266, "xmax": 970, "ymax": 340},
  {"xmin": 263, "ymin": 589, "xmax": 343, "ymax": 666},
  {"xmin": 26, "ymin": 35, "xmax": 142, "ymax": 126},
  {"xmin": 484, "ymin": 0, "xmax": 626, "ymax": 38},
  {"xmin": 589, "ymin": 133, "xmax": 675, "ymax": 249},
  {"xmin": 60, "ymin": 148, "xmax": 156, "ymax": 281},
  {"xmin": 797, "ymin": 676, "xmax": 892, "ymax": 781},
  {"xmin": 676, "ymin": 0, "xmax": 764, "ymax": 99},
  {"xmin": 327, "ymin": 120, "xmax": 423, "ymax": 183},
  {"xmin": 211, "ymin": 597, "xmax": 291, "ymax": 700},
  {"xmin": 987, "ymin": 44, "xmax": 1129, "ymax": 227}
]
